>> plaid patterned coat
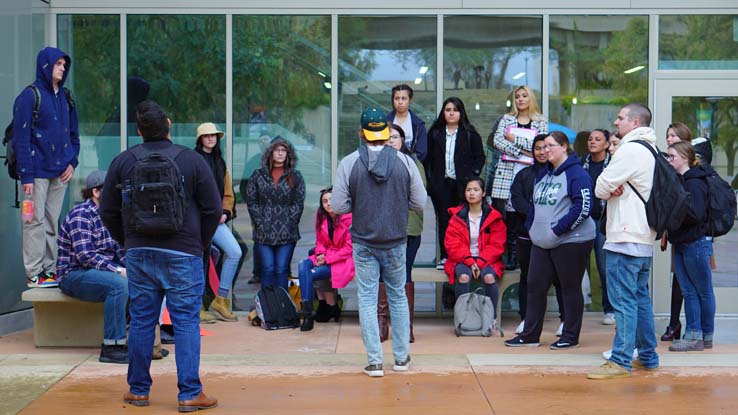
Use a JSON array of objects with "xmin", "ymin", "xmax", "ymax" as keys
[{"xmin": 490, "ymin": 113, "xmax": 548, "ymax": 200}]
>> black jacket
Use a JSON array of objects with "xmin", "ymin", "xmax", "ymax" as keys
[
  {"xmin": 510, "ymin": 162, "xmax": 547, "ymax": 238},
  {"xmin": 425, "ymin": 126, "xmax": 485, "ymax": 195},
  {"xmin": 100, "ymin": 139, "xmax": 222, "ymax": 257},
  {"xmin": 669, "ymin": 165, "xmax": 709, "ymax": 245}
]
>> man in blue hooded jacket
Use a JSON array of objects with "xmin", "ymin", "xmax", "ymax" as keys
[{"xmin": 12, "ymin": 46, "xmax": 80, "ymax": 288}]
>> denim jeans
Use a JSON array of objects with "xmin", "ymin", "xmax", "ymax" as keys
[
  {"xmin": 59, "ymin": 268, "xmax": 128, "ymax": 344},
  {"xmin": 212, "ymin": 223, "xmax": 243, "ymax": 297},
  {"xmin": 592, "ymin": 229, "xmax": 612, "ymax": 313},
  {"xmin": 353, "ymin": 242, "xmax": 409, "ymax": 365},
  {"xmin": 126, "ymin": 248, "xmax": 204, "ymax": 401},
  {"xmin": 605, "ymin": 250, "xmax": 658, "ymax": 371},
  {"xmin": 297, "ymin": 258, "xmax": 331, "ymax": 302},
  {"xmin": 673, "ymin": 237, "xmax": 715, "ymax": 341},
  {"xmin": 254, "ymin": 242, "xmax": 296, "ymax": 290}
]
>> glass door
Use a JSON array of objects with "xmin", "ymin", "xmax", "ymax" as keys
[{"xmin": 653, "ymin": 79, "xmax": 738, "ymax": 315}]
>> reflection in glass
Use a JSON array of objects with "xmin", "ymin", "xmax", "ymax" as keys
[
  {"xmin": 127, "ymin": 15, "xmax": 226, "ymax": 147},
  {"xmin": 232, "ymin": 15, "xmax": 331, "ymax": 286},
  {"xmin": 660, "ymin": 15, "xmax": 738, "ymax": 70},
  {"xmin": 338, "ymin": 15, "xmax": 437, "ymax": 158},
  {"xmin": 549, "ymin": 15, "xmax": 648, "ymax": 132},
  {"xmin": 57, "ymin": 14, "xmax": 120, "ymax": 204},
  {"xmin": 672, "ymin": 96, "xmax": 738, "ymax": 287},
  {"xmin": 444, "ymin": 15, "xmax": 542, "ymax": 134}
]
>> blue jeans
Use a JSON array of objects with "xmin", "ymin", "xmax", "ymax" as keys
[
  {"xmin": 212, "ymin": 223, "xmax": 243, "ymax": 297},
  {"xmin": 673, "ymin": 237, "xmax": 715, "ymax": 341},
  {"xmin": 126, "ymin": 248, "xmax": 204, "ymax": 401},
  {"xmin": 592, "ymin": 229, "xmax": 612, "ymax": 313},
  {"xmin": 59, "ymin": 268, "xmax": 128, "ymax": 344},
  {"xmin": 254, "ymin": 242, "xmax": 296, "ymax": 290},
  {"xmin": 353, "ymin": 242, "xmax": 409, "ymax": 365},
  {"xmin": 297, "ymin": 258, "xmax": 331, "ymax": 302},
  {"xmin": 605, "ymin": 250, "xmax": 658, "ymax": 371}
]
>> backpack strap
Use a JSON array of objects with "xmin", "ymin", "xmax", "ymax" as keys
[
  {"xmin": 625, "ymin": 140, "xmax": 658, "ymax": 206},
  {"xmin": 62, "ymin": 87, "xmax": 75, "ymax": 110},
  {"xmin": 28, "ymin": 85, "xmax": 41, "ymax": 127}
]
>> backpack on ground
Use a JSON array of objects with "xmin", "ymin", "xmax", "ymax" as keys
[
  {"xmin": 121, "ymin": 144, "xmax": 187, "ymax": 235},
  {"xmin": 3, "ymin": 85, "xmax": 75, "ymax": 206},
  {"xmin": 254, "ymin": 285, "xmax": 300, "ymax": 330},
  {"xmin": 627, "ymin": 140, "xmax": 691, "ymax": 240},
  {"xmin": 453, "ymin": 288, "xmax": 493, "ymax": 337},
  {"xmin": 702, "ymin": 164, "xmax": 737, "ymax": 238}
]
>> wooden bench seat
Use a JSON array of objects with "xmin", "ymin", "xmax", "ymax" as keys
[
  {"xmin": 412, "ymin": 267, "xmax": 521, "ymax": 334},
  {"xmin": 22, "ymin": 288, "xmax": 103, "ymax": 347}
]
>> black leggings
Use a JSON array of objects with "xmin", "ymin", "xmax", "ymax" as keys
[
  {"xmin": 430, "ymin": 178, "xmax": 460, "ymax": 259},
  {"xmin": 517, "ymin": 237, "xmax": 564, "ymax": 321},
  {"xmin": 520, "ymin": 241, "xmax": 593, "ymax": 344}
]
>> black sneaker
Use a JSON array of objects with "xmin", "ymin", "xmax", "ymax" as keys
[
  {"xmin": 160, "ymin": 325, "xmax": 175, "ymax": 344},
  {"xmin": 704, "ymin": 339, "xmax": 713, "ymax": 349},
  {"xmin": 393, "ymin": 356, "xmax": 412, "ymax": 372},
  {"xmin": 504, "ymin": 336, "xmax": 540, "ymax": 347},
  {"xmin": 549, "ymin": 340, "xmax": 580, "ymax": 350},
  {"xmin": 99, "ymin": 344, "xmax": 129, "ymax": 364},
  {"xmin": 363, "ymin": 363, "xmax": 384, "ymax": 377}
]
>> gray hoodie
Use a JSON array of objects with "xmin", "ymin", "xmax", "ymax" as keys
[{"xmin": 332, "ymin": 144, "xmax": 426, "ymax": 249}]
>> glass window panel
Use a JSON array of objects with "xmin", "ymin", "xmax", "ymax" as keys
[
  {"xmin": 671, "ymin": 96, "xmax": 738, "ymax": 288},
  {"xmin": 232, "ymin": 15, "xmax": 331, "ymax": 290},
  {"xmin": 338, "ymin": 15, "xmax": 437, "ymax": 269},
  {"xmin": 549, "ymin": 15, "xmax": 648, "ymax": 140},
  {"xmin": 660, "ymin": 15, "xmax": 738, "ymax": 70},
  {"xmin": 57, "ymin": 15, "xmax": 120, "ymax": 204},
  {"xmin": 338, "ymin": 15, "xmax": 437, "ymax": 159},
  {"xmin": 444, "ymin": 15, "xmax": 542, "ymax": 134},
  {"xmin": 127, "ymin": 15, "xmax": 225, "ymax": 147}
]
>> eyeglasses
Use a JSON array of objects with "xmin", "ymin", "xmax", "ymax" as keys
[
  {"xmin": 389, "ymin": 134, "xmax": 402, "ymax": 140},
  {"xmin": 273, "ymin": 147, "xmax": 287, "ymax": 153},
  {"xmin": 541, "ymin": 144, "xmax": 561, "ymax": 150},
  {"xmin": 667, "ymin": 155, "xmax": 676, "ymax": 161}
]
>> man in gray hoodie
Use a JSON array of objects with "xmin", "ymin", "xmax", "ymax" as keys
[{"xmin": 332, "ymin": 107, "xmax": 426, "ymax": 378}]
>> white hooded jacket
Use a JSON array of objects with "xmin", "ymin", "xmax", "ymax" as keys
[{"xmin": 595, "ymin": 127, "xmax": 657, "ymax": 245}]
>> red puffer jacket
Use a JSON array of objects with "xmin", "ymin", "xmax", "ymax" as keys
[{"xmin": 443, "ymin": 202, "xmax": 506, "ymax": 284}]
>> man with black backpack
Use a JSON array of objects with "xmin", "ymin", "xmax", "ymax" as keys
[
  {"xmin": 100, "ymin": 100, "xmax": 221, "ymax": 412},
  {"xmin": 11, "ymin": 47, "xmax": 79, "ymax": 288},
  {"xmin": 588, "ymin": 103, "xmax": 660, "ymax": 380}
]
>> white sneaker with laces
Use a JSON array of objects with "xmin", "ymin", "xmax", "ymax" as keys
[
  {"xmin": 602, "ymin": 348, "xmax": 639, "ymax": 360},
  {"xmin": 435, "ymin": 258, "xmax": 447, "ymax": 270},
  {"xmin": 602, "ymin": 313, "xmax": 616, "ymax": 325},
  {"xmin": 555, "ymin": 322, "xmax": 563, "ymax": 337},
  {"xmin": 515, "ymin": 321, "xmax": 525, "ymax": 334}
]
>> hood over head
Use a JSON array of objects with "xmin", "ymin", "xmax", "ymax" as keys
[
  {"xmin": 261, "ymin": 136, "xmax": 298, "ymax": 170},
  {"xmin": 36, "ymin": 47, "xmax": 71, "ymax": 91}
]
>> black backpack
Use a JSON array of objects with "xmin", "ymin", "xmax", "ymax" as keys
[
  {"xmin": 627, "ymin": 140, "xmax": 691, "ymax": 240},
  {"xmin": 254, "ymin": 285, "xmax": 300, "ymax": 330},
  {"xmin": 121, "ymin": 144, "xmax": 187, "ymax": 236},
  {"xmin": 702, "ymin": 165, "xmax": 737, "ymax": 238},
  {"xmin": 3, "ymin": 85, "xmax": 74, "ymax": 206}
]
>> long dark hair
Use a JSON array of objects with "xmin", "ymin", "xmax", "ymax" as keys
[
  {"xmin": 430, "ymin": 97, "xmax": 477, "ymax": 134},
  {"xmin": 315, "ymin": 187, "xmax": 338, "ymax": 234},
  {"xmin": 195, "ymin": 134, "xmax": 223, "ymax": 160},
  {"xmin": 261, "ymin": 136, "xmax": 299, "ymax": 188}
]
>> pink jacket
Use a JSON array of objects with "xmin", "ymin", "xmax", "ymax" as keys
[{"xmin": 308, "ymin": 213, "xmax": 355, "ymax": 288}]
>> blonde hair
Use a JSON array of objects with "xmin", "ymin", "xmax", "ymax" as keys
[{"xmin": 509, "ymin": 85, "xmax": 542, "ymax": 119}]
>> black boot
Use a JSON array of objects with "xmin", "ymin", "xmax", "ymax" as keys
[
  {"xmin": 328, "ymin": 303, "xmax": 342, "ymax": 323},
  {"xmin": 300, "ymin": 300, "xmax": 315, "ymax": 332},
  {"xmin": 314, "ymin": 300, "xmax": 331, "ymax": 323}
]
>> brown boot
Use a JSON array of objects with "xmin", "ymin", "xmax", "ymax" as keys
[
  {"xmin": 378, "ymin": 282, "xmax": 389, "ymax": 342},
  {"xmin": 209, "ymin": 295, "xmax": 238, "ymax": 322},
  {"xmin": 405, "ymin": 282, "xmax": 415, "ymax": 343}
]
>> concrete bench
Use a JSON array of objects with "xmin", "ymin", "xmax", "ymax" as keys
[
  {"xmin": 22, "ymin": 288, "xmax": 103, "ymax": 347},
  {"xmin": 413, "ymin": 267, "xmax": 521, "ymax": 335}
]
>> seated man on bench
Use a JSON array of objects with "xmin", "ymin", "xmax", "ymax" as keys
[{"xmin": 57, "ymin": 170, "xmax": 129, "ymax": 364}]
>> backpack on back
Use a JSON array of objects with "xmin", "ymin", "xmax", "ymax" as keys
[
  {"xmin": 254, "ymin": 285, "xmax": 300, "ymax": 330},
  {"xmin": 121, "ymin": 144, "xmax": 187, "ymax": 236},
  {"xmin": 627, "ymin": 140, "xmax": 691, "ymax": 240},
  {"xmin": 702, "ymin": 164, "xmax": 737, "ymax": 238},
  {"xmin": 453, "ymin": 288, "xmax": 493, "ymax": 337}
]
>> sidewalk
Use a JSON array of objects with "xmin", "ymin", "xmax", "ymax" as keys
[{"xmin": 2, "ymin": 313, "xmax": 738, "ymax": 414}]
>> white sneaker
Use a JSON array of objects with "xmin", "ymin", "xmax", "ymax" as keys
[
  {"xmin": 602, "ymin": 348, "xmax": 639, "ymax": 361},
  {"xmin": 515, "ymin": 320, "xmax": 525, "ymax": 334},
  {"xmin": 489, "ymin": 319, "xmax": 498, "ymax": 337},
  {"xmin": 555, "ymin": 322, "xmax": 563, "ymax": 337},
  {"xmin": 602, "ymin": 313, "xmax": 616, "ymax": 325},
  {"xmin": 436, "ymin": 258, "xmax": 447, "ymax": 270}
]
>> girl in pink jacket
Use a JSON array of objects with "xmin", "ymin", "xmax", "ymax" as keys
[{"xmin": 297, "ymin": 187, "xmax": 355, "ymax": 331}]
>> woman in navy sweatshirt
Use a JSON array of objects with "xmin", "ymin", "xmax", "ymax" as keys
[
  {"xmin": 504, "ymin": 131, "xmax": 595, "ymax": 350},
  {"xmin": 665, "ymin": 141, "xmax": 714, "ymax": 352}
]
